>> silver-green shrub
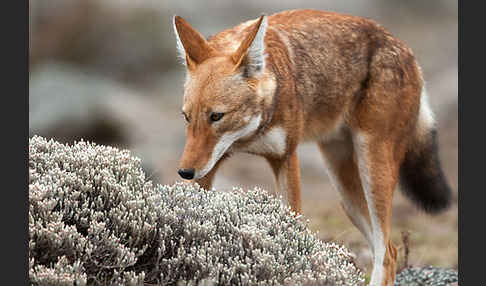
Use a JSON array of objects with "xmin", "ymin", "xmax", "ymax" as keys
[{"xmin": 29, "ymin": 136, "xmax": 364, "ymax": 285}]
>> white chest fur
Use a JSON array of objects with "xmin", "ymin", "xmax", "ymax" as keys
[{"xmin": 242, "ymin": 127, "xmax": 287, "ymax": 156}]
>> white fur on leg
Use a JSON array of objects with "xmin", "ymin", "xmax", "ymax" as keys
[
  {"xmin": 354, "ymin": 133, "xmax": 387, "ymax": 286},
  {"xmin": 340, "ymin": 193, "xmax": 375, "ymax": 251},
  {"xmin": 319, "ymin": 140, "xmax": 374, "ymax": 251}
]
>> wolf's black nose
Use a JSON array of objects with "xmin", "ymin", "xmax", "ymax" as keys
[{"xmin": 178, "ymin": 168, "xmax": 195, "ymax": 180}]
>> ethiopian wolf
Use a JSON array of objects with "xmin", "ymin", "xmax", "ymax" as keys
[{"xmin": 173, "ymin": 9, "xmax": 452, "ymax": 285}]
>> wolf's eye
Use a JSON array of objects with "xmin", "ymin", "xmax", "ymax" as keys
[
  {"xmin": 210, "ymin": 112, "xmax": 224, "ymax": 122},
  {"xmin": 181, "ymin": 111, "xmax": 190, "ymax": 123}
]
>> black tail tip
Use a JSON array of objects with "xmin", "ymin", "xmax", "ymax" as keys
[
  {"xmin": 399, "ymin": 170, "xmax": 453, "ymax": 214},
  {"xmin": 399, "ymin": 130, "xmax": 454, "ymax": 214}
]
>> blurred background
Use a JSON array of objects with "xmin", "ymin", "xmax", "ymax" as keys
[{"xmin": 29, "ymin": 0, "xmax": 457, "ymax": 273}]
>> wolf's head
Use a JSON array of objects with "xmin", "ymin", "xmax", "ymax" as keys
[{"xmin": 173, "ymin": 15, "xmax": 276, "ymax": 180}]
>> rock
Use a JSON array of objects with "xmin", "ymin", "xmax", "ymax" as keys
[
  {"xmin": 29, "ymin": 0, "xmax": 176, "ymax": 84},
  {"xmin": 395, "ymin": 266, "xmax": 458, "ymax": 286},
  {"xmin": 29, "ymin": 62, "xmax": 169, "ymax": 182}
]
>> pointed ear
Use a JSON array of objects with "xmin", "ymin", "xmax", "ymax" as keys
[
  {"xmin": 232, "ymin": 15, "xmax": 268, "ymax": 78},
  {"xmin": 173, "ymin": 16, "xmax": 217, "ymax": 70}
]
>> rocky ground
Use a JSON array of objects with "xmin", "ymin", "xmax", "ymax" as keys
[{"xmin": 395, "ymin": 266, "xmax": 458, "ymax": 286}]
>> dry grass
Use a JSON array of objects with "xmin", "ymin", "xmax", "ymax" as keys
[{"xmin": 302, "ymin": 191, "xmax": 458, "ymax": 273}]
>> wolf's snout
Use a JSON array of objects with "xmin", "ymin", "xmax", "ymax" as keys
[{"xmin": 178, "ymin": 168, "xmax": 195, "ymax": 180}]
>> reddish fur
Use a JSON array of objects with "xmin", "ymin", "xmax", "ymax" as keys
[
  {"xmin": 174, "ymin": 9, "xmax": 445, "ymax": 286},
  {"xmin": 232, "ymin": 15, "xmax": 265, "ymax": 67},
  {"xmin": 174, "ymin": 16, "xmax": 219, "ymax": 70}
]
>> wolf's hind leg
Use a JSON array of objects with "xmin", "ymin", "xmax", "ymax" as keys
[{"xmin": 317, "ymin": 136, "xmax": 374, "ymax": 252}]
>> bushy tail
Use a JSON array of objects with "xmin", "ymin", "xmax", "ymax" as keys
[{"xmin": 399, "ymin": 122, "xmax": 453, "ymax": 214}]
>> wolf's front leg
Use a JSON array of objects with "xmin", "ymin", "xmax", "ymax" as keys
[{"xmin": 267, "ymin": 150, "xmax": 302, "ymax": 214}]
